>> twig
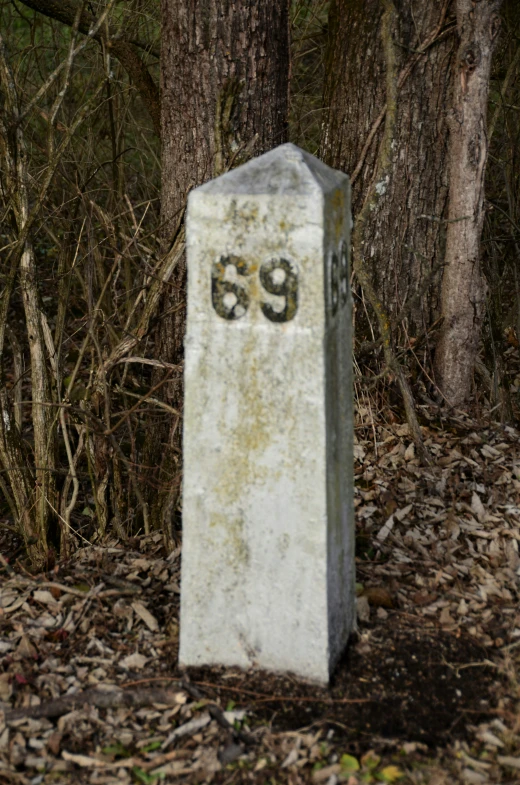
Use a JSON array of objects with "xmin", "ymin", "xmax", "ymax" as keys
[
  {"xmin": 132, "ymin": 678, "xmax": 374, "ymax": 706},
  {"xmin": 181, "ymin": 679, "xmax": 256, "ymax": 746},
  {"xmin": 115, "ymin": 388, "xmax": 180, "ymax": 417},
  {"xmin": 4, "ymin": 686, "xmax": 186, "ymax": 724},
  {"xmin": 488, "ymin": 42, "xmax": 520, "ymax": 142},
  {"xmin": 104, "ymin": 369, "xmax": 173, "ymax": 436}
]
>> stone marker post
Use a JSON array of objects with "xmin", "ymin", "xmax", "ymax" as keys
[{"xmin": 179, "ymin": 143, "xmax": 354, "ymax": 684}]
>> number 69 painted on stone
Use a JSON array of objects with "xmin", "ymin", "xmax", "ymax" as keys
[{"xmin": 211, "ymin": 255, "xmax": 298, "ymax": 323}]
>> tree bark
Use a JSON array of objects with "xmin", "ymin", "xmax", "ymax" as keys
[
  {"xmin": 146, "ymin": 0, "xmax": 290, "ymax": 533},
  {"xmin": 160, "ymin": 0, "xmax": 290, "ymax": 241},
  {"xmin": 322, "ymin": 0, "xmax": 456, "ymax": 344},
  {"xmin": 434, "ymin": 0, "xmax": 502, "ymax": 405}
]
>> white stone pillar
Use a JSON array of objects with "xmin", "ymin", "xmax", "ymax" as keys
[{"xmin": 179, "ymin": 143, "xmax": 354, "ymax": 684}]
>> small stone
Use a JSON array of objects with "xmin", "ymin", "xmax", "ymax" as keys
[
  {"xmin": 457, "ymin": 599, "xmax": 468, "ymax": 616},
  {"xmin": 357, "ymin": 595, "xmax": 370, "ymax": 623},
  {"xmin": 439, "ymin": 606, "xmax": 455, "ymax": 627},
  {"xmin": 219, "ymin": 743, "xmax": 244, "ymax": 766},
  {"xmin": 363, "ymin": 587, "xmax": 393, "ymax": 608}
]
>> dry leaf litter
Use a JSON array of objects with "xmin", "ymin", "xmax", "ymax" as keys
[{"xmin": 0, "ymin": 408, "xmax": 519, "ymax": 784}]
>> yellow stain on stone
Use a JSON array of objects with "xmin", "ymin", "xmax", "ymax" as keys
[
  {"xmin": 210, "ymin": 512, "xmax": 250, "ymax": 569},
  {"xmin": 217, "ymin": 336, "xmax": 272, "ymax": 503},
  {"xmin": 226, "ymin": 199, "xmax": 259, "ymax": 235},
  {"xmin": 197, "ymin": 198, "xmax": 319, "ymax": 570}
]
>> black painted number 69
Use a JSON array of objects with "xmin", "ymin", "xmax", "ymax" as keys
[
  {"xmin": 259, "ymin": 258, "xmax": 298, "ymax": 323},
  {"xmin": 211, "ymin": 255, "xmax": 250, "ymax": 320},
  {"xmin": 211, "ymin": 255, "xmax": 298, "ymax": 323}
]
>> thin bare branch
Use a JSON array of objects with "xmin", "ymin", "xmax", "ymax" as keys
[{"xmin": 18, "ymin": 0, "xmax": 160, "ymax": 134}]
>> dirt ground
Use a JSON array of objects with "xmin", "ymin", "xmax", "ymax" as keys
[{"xmin": 1, "ymin": 405, "xmax": 519, "ymax": 784}]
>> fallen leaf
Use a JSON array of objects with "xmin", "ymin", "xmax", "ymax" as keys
[
  {"xmin": 161, "ymin": 713, "xmax": 211, "ymax": 751},
  {"xmin": 223, "ymin": 709, "xmax": 246, "ymax": 724},
  {"xmin": 62, "ymin": 751, "xmax": 109, "ymax": 768},
  {"xmin": 281, "ymin": 747, "xmax": 299, "ymax": 768},
  {"xmin": 379, "ymin": 765, "xmax": 404, "ymax": 782},
  {"xmin": 404, "ymin": 443, "xmax": 415, "ymax": 461},
  {"xmin": 471, "ymin": 493, "xmax": 486, "ymax": 522},
  {"xmin": 412, "ymin": 591, "xmax": 438, "ymax": 606},
  {"xmin": 476, "ymin": 730, "xmax": 504, "ymax": 748},
  {"xmin": 394, "ymin": 504, "xmax": 413, "ymax": 522},
  {"xmin": 312, "ymin": 764, "xmax": 341, "ymax": 782},
  {"xmin": 461, "ymin": 768, "xmax": 487, "ymax": 784},
  {"xmin": 377, "ymin": 515, "xmax": 395, "ymax": 542},
  {"xmin": 33, "ymin": 590, "xmax": 59, "ymax": 606},
  {"xmin": 131, "ymin": 602, "xmax": 159, "ymax": 632},
  {"xmin": 0, "ymin": 673, "xmax": 12, "ymax": 701},
  {"xmin": 340, "ymin": 754, "xmax": 360, "ymax": 773},
  {"xmin": 119, "ymin": 652, "xmax": 148, "ymax": 670},
  {"xmin": 15, "ymin": 635, "xmax": 37, "ymax": 659},
  {"xmin": 497, "ymin": 755, "xmax": 520, "ymax": 770}
]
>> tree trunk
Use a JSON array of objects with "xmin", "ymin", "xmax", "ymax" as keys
[
  {"xmin": 147, "ymin": 0, "xmax": 290, "ymax": 533},
  {"xmin": 322, "ymin": 0, "xmax": 456, "ymax": 348},
  {"xmin": 434, "ymin": 0, "xmax": 502, "ymax": 405}
]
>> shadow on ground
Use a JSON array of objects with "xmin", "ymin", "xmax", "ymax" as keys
[{"xmin": 184, "ymin": 623, "xmax": 499, "ymax": 752}]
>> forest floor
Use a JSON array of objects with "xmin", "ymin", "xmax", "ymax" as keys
[{"xmin": 1, "ymin": 405, "xmax": 520, "ymax": 785}]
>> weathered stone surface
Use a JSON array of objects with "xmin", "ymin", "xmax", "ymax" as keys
[{"xmin": 179, "ymin": 143, "xmax": 354, "ymax": 683}]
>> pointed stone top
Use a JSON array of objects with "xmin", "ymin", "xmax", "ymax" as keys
[{"xmin": 193, "ymin": 143, "xmax": 348, "ymax": 197}]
